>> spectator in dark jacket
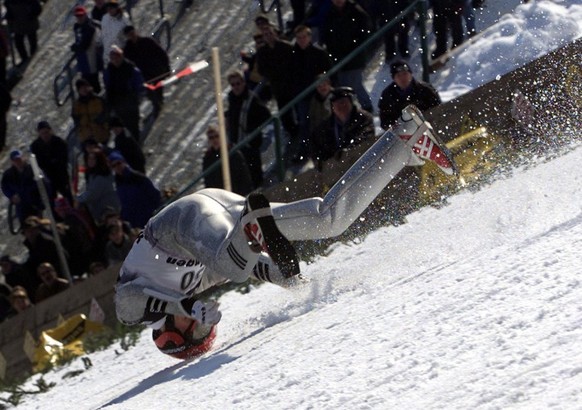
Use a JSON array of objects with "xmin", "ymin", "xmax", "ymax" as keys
[
  {"xmin": 202, "ymin": 125, "xmax": 253, "ymax": 196},
  {"xmin": 91, "ymin": 0, "xmax": 108, "ymax": 22},
  {"xmin": 34, "ymin": 262, "xmax": 71, "ymax": 303},
  {"xmin": 320, "ymin": 0, "xmax": 374, "ymax": 112},
  {"xmin": 225, "ymin": 70, "xmax": 271, "ymax": 189},
  {"xmin": 0, "ymin": 83, "xmax": 12, "ymax": 150},
  {"xmin": 104, "ymin": 45, "xmax": 145, "ymax": 143},
  {"xmin": 54, "ymin": 196, "xmax": 96, "ymax": 278},
  {"xmin": 431, "ymin": 0, "xmax": 465, "ymax": 59},
  {"xmin": 1, "ymin": 150, "xmax": 46, "ymax": 223},
  {"xmin": 123, "ymin": 25, "xmax": 170, "ymax": 117},
  {"xmin": 71, "ymin": 5, "xmax": 102, "ymax": 93},
  {"xmin": 256, "ymin": 24, "xmax": 299, "ymax": 146},
  {"xmin": 290, "ymin": 25, "xmax": 333, "ymax": 162},
  {"xmin": 311, "ymin": 86, "xmax": 375, "ymax": 166},
  {"xmin": 0, "ymin": 282, "xmax": 12, "ymax": 322},
  {"xmin": 370, "ymin": 0, "xmax": 411, "ymax": 62},
  {"xmin": 4, "ymin": 0, "xmax": 42, "ymax": 64},
  {"xmin": 0, "ymin": 255, "xmax": 39, "ymax": 302},
  {"xmin": 110, "ymin": 116, "xmax": 146, "ymax": 173},
  {"xmin": 378, "ymin": 60, "xmax": 441, "ymax": 129},
  {"xmin": 0, "ymin": 23, "xmax": 11, "ymax": 85},
  {"xmin": 30, "ymin": 120, "xmax": 73, "ymax": 204},
  {"xmin": 20, "ymin": 216, "xmax": 69, "ymax": 288},
  {"xmin": 109, "ymin": 150, "xmax": 160, "ymax": 229}
]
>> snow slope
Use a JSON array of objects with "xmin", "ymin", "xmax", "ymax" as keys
[
  {"xmin": 10, "ymin": 140, "xmax": 582, "ymax": 410},
  {"xmin": 2, "ymin": 1, "xmax": 582, "ymax": 409}
]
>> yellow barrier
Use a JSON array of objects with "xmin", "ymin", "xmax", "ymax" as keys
[{"xmin": 32, "ymin": 314, "xmax": 106, "ymax": 373}]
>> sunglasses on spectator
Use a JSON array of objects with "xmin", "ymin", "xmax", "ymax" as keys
[
  {"xmin": 229, "ymin": 81, "xmax": 243, "ymax": 87},
  {"xmin": 207, "ymin": 133, "xmax": 219, "ymax": 140}
]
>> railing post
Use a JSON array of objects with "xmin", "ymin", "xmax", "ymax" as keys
[{"xmin": 418, "ymin": 0, "xmax": 430, "ymax": 83}]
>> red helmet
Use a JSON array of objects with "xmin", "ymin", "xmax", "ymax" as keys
[{"xmin": 152, "ymin": 315, "xmax": 217, "ymax": 360}]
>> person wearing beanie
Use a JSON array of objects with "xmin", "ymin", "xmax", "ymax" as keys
[{"xmin": 378, "ymin": 60, "xmax": 441, "ymax": 129}]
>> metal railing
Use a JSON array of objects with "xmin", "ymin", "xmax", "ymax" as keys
[{"xmin": 164, "ymin": 0, "xmax": 430, "ymax": 206}]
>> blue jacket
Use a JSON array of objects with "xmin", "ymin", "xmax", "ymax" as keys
[{"xmin": 114, "ymin": 166, "xmax": 161, "ymax": 229}]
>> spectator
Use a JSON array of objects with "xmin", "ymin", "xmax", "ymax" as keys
[
  {"xmin": 240, "ymin": 31, "xmax": 271, "ymax": 103},
  {"xmin": 378, "ymin": 60, "xmax": 441, "ymax": 130},
  {"xmin": 30, "ymin": 120, "xmax": 74, "ymax": 205},
  {"xmin": 76, "ymin": 148, "xmax": 121, "ymax": 224},
  {"xmin": 100, "ymin": 0, "xmax": 130, "ymax": 66},
  {"xmin": 0, "ymin": 255, "xmax": 39, "ymax": 302},
  {"xmin": 109, "ymin": 150, "xmax": 160, "ymax": 229},
  {"xmin": 202, "ymin": 124, "xmax": 253, "ymax": 196},
  {"xmin": 305, "ymin": 0, "xmax": 333, "ymax": 44},
  {"xmin": 71, "ymin": 5, "xmax": 102, "ymax": 93},
  {"xmin": 54, "ymin": 196, "xmax": 96, "ymax": 277},
  {"xmin": 308, "ymin": 75, "xmax": 333, "ymax": 136},
  {"xmin": 104, "ymin": 45, "xmax": 145, "ymax": 143},
  {"xmin": 0, "ymin": 22, "xmax": 10, "ymax": 85},
  {"xmin": 321, "ymin": 0, "xmax": 374, "ymax": 113},
  {"xmin": 0, "ymin": 82, "xmax": 12, "ymax": 150},
  {"xmin": 291, "ymin": 24, "xmax": 332, "ymax": 162},
  {"xmin": 372, "ymin": 0, "xmax": 411, "ymax": 62},
  {"xmin": 91, "ymin": 0, "xmax": 108, "ymax": 22},
  {"xmin": 72, "ymin": 78, "xmax": 110, "ymax": 145},
  {"xmin": 20, "ymin": 216, "xmax": 68, "ymax": 286},
  {"xmin": 34, "ymin": 262, "xmax": 70, "ymax": 303},
  {"xmin": 225, "ymin": 70, "xmax": 271, "ymax": 189},
  {"xmin": 110, "ymin": 116, "xmax": 146, "ymax": 173},
  {"xmin": 0, "ymin": 281, "xmax": 11, "ymax": 322},
  {"xmin": 123, "ymin": 25, "xmax": 170, "ymax": 117},
  {"xmin": 104, "ymin": 220, "xmax": 133, "ymax": 266},
  {"xmin": 1, "ymin": 150, "xmax": 45, "ymax": 223},
  {"xmin": 288, "ymin": 0, "xmax": 307, "ymax": 32},
  {"xmin": 92, "ymin": 208, "xmax": 134, "ymax": 265},
  {"xmin": 4, "ymin": 0, "xmax": 42, "ymax": 65},
  {"xmin": 311, "ymin": 86, "xmax": 375, "ymax": 166},
  {"xmin": 5, "ymin": 286, "xmax": 33, "ymax": 318},
  {"xmin": 431, "ymin": 0, "xmax": 464, "ymax": 59},
  {"xmin": 256, "ymin": 24, "xmax": 299, "ymax": 152}
]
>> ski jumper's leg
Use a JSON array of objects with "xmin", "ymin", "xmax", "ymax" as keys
[
  {"xmin": 144, "ymin": 189, "xmax": 258, "ymax": 283},
  {"xmin": 271, "ymin": 122, "xmax": 423, "ymax": 241}
]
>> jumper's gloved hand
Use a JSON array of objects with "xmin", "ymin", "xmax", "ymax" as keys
[
  {"xmin": 179, "ymin": 298, "xmax": 222, "ymax": 326},
  {"xmin": 188, "ymin": 300, "xmax": 222, "ymax": 326}
]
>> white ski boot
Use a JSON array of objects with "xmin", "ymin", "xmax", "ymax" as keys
[{"xmin": 396, "ymin": 105, "xmax": 458, "ymax": 176}]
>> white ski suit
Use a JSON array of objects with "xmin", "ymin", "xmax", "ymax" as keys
[{"xmin": 115, "ymin": 106, "xmax": 429, "ymax": 327}]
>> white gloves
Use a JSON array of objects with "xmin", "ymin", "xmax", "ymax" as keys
[{"xmin": 189, "ymin": 300, "xmax": 222, "ymax": 326}]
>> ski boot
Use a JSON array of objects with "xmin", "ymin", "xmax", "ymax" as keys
[{"xmin": 396, "ymin": 105, "xmax": 458, "ymax": 176}]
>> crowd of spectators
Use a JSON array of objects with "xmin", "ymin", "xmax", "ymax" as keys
[
  {"xmin": 0, "ymin": 1, "xmax": 168, "ymax": 323},
  {"xmin": 0, "ymin": 0, "xmax": 484, "ymax": 322}
]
